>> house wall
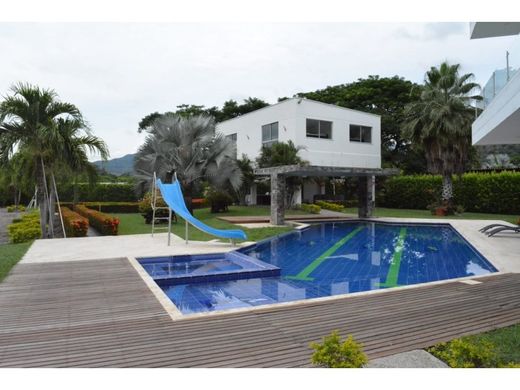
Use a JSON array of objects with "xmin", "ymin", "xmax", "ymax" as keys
[{"xmin": 216, "ymin": 98, "xmax": 381, "ymax": 169}]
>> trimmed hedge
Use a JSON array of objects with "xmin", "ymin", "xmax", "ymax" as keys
[
  {"xmin": 81, "ymin": 202, "xmax": 139, "ymax": 213},
  {"xmin": 60, "ymin": 207, "xmax": 89, "ymax": 237},
  {"xmin": 8, "ymin": 212, "xmax": 41, "ymax": 243},
  {"xmin": 300, "ymin": 203, "xmax": 321, "ymax": 214},
  {"xmin": 74, "ymin": 204, "xmax": 120, "ymax": 235},
  {"xmin": 380, "ymin": 172, "xmax": 520, "ymax": 214},
  {"xmin": 315, "ymin": 200, "xmax": 344, "ymax": 212},
  {"xmin": 58, "ymin": 183, "xmax": 138, "ymax": 202}
]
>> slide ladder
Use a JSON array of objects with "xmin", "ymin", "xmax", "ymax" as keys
[
  {"xmin": 151, "ymin": 172, "xmax": 174, "ymax": 245},
  {"xmin": 155, "ymin": 173, "xmax": 247, "ymax": 245}
]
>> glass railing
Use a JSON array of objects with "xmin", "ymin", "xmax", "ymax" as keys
[{"xmin": 479, "ymin": 37, "xmax": 520, "ymax": 109}]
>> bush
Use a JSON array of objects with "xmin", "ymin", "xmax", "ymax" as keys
[
  {"xmin": 315, "ymin": 200, "xmax": 344, "ymax": 212},
  {"xmin": 138, "ymin": 192, "xmax": 176, "ymax": 224},
  {"xmin": 58, "ymin": 183, "xmax": 138, "ymax": 202},
  {"xmin": 300, "ymin": 203, "xmax": 321, "ymax": 214},
  {"xmin": 205, "ymin": 188, "xmax": 233, "ymax": 213},
  {"xmin": 427, "ymin": 338, "xmax": 498, "ymax": 368},
  {"xmin": 81, "ymin": 201, "xmax": 139, "ymax": 213},
  {"xmin": 5, "ymin": 205, "xmax": 24, "ymax": 212},
  {"xmin": 381, "ymin": 172, "xmax": 520, "ymax": 214},
  {"xmin": 8, "ymin": 212, "xmax": 41, "ymax": 243},
  {"xmin": 192, "ymin": 198, "xmax": 207, "ymax": 209},
  {"xmin": 61, "ymin": 207, "xmax": 89, "ymax": 237},
  {"xmin": 310, "ymin": 330, "xmax": 368, "ymax": 368},
  {"xmin": 74, "ymin": 204, "xmax": 120, "ymax": 235}
]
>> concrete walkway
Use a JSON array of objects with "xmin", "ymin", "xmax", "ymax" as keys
[
  {"xmin": 0, "ymin": 208, "xmax": 20, "ymax": 244},
  {"xmin": 21, "ymin": 232, "xmax": 254, "ymax": 263},
  {"xmin": 367, "ymin": 350, "xmax": 448, "ymax": 368}
]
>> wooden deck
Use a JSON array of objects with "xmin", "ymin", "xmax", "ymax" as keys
[{"xmin": 0, "ymin": 258, "xmax": 519, "ymax": 367}]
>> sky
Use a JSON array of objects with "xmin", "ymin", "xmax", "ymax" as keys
[{"xmin": 0, "ymin": 22, "xmax": 517, "ymax": 159}]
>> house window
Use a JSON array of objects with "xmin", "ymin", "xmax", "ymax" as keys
[
  {"xmin": 349, "ymin": 125, "xmax": 372, "ymax": 143},
  {"xmin": 261, "ymin": 122, "xmax": 278, "ymax": 147},
  {"xmin": 306, "ymin": 119, "xmax": 332, "ymax": 139},
  {"xmin": 226, "ymin": 133, "xmax": 237, "ymax": 158}
]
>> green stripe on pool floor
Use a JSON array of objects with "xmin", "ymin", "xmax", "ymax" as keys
[
  {"xmin": 285, "ymin": 226, "xmax": 364, "ymax": 282},
  {"xmin": 378, "ymin": 227, "xmax": 407, "ymax": 288}
]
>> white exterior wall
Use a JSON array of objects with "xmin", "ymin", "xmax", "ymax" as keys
[{"xmin": 216, "ymin": 98, "xmax": 381, "ymax": 169}]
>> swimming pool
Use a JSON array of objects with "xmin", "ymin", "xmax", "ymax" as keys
[{"xmin": 139, "ymin": 221, "xmax": 497, "ymax": 315}]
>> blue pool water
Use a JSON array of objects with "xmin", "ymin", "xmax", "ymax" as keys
[{"xmin": 143, "ymin": 222, "xmax": 497, "ymax": 314}]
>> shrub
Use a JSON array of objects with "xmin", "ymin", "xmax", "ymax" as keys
[
  {"xmin": 205, "ymin": 188, "xmax": 233, "ymax": 213},
  {"xmin": 81, "ymin": 201, "xmax": 139, "ymax": 213},
  {"xmin": 310, "ymin": 330, "xmax": 368, "ymax": 368},
  {"xmin": 74, "ymin": 204, "xmax": 120, "ymax": 235},
  {"xmin": 381, "ymin": 172, "xmax": 520, "ymax": 214},
  {"xmin": 192, "ymin": 198, "xmax": 207, "ymax": 209},
  {"xmin": 8, "ymin": 212, "xmax": 41, "ymax": 243},
  {"xmin": 60, "ymin": 207, "xmax": 89, "ymax": 237},
  {"xmin": 301, "ymin": 203, "xmax": 321, "ymax": 214},
  {"xmin": 138, "ymin": 192, "xmax": 176, "ymax": 224},
  {"xmin": 58, "ymin": 183, "xmax": 138, "ymax": 202},
  {"xmin": 427, "ymin": 338, "xmax": 498, "ymax": 368},
  {"xmin": 315, "ymin": 200, "xmax": 344, "ymax": 212},
  {"xmin": 6, "ymin": 205, "xmax": 15, "ymax": 212}
]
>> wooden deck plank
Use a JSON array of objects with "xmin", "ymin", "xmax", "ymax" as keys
[{"xmin": 0, "ymin": 258, "xmax": 519, "ymax": 367}]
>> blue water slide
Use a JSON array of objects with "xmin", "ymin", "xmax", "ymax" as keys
[{"xmin": 156, "ymin": 179, "xmax": 247, "ymax": 241}]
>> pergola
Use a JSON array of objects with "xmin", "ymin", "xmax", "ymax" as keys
[{"xmin": 254, "ymin": 165, "xmax": 399, "ymax": 225}]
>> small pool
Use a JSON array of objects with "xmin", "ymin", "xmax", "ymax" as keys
[{"xmin": 140, "ymin": 222, "xmax": 497, "ymax": 315}]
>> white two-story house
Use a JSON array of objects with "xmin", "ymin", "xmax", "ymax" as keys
[{"xmin": 216, "ymin": 97, "xmax": 381, "ymax": 205}]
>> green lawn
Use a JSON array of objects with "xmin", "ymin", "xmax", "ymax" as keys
[
  {"xmin": 0, "ymin": 241, "xmax": 32, "ymax": 282},
  {"xmin": 343, "ymin": 207, "xmax": 519, "ymax": 224},
  {"xmin": 114, "ymin": 206, "xmax": 294, "ymax": 242},
  {"xmin": 468, "ymin": 324, "xmax": 520, "ymax": 365}
]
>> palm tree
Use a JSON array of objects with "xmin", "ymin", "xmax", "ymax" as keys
[
  {"xmin": 0, "ymin": 83, "xmax": 108, "ymax": 238},
  {"xmin": 403, "ymin": 62, "xmax": 481, "ymax": 207},
  {"xmin": 257, "ymin": 140, "xmax": 308, "ymax": 207},
  {"xmin": 134, "ymin": 114, "xmax": 242, "ymax": 199}
]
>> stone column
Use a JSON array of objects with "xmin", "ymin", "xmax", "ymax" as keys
[
  {"xmin": 270, "ymin": 173, "xmax": 285, "ymax": 225},
  {"xmin": 357, "ymin": 176, "xmax": 374, "ymax": 218},
  {"xmin": 249, "ymin": 183, "xmax": 257, "ymax": 206}
]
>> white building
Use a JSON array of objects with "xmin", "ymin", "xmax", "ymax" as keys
[
  {"xmin": 216, "ymin": 97, "xmax": 381, "ymax": 205},
  {"xmin": 470, "ymin": 22, "xmax": 520, "ymax": 145}
]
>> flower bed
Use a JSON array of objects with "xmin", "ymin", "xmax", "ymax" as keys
[
  {"xmin": 74, "ymin": 204, "xmax": 120, "ymax": 235},
  {"xmin": 60, "ymin": 207, "xmax": 89, "ymax": 237}
]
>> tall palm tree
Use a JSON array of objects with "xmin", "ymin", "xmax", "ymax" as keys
[
  {"xmin": 134, "ymin": 114, "xmax": 242, "ymax": 198},
  {"xmin": 403, "ymin": 62, "xmax": 481, "ymax": 207},
  {"xmin": 0, "ymin": 83, "xmax": 108, "ymax": 238}
]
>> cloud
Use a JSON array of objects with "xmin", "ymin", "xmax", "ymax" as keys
[{"xmin": 0, "ymin": 23, "xmax": 516, "ymax": 158}]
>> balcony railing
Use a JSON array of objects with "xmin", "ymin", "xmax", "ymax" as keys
[{"xmin": 480, "ymin": 37, "xmax": 520, "ymax": 109}]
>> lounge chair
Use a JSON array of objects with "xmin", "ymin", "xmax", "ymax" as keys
[
  {"xmin": 479, "ymin": 223, "xmax": 509, "ymax": 232},
  {"xmin": 486, "ymin": 225, "xmax": 520, "ymax": 237}
]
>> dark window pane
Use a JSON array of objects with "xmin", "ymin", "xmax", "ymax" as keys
[
  {"xmin": 271, "ymin": 122, "xmax": 278, "ymax": 140},
  {"xmin": 262, "ymin": 124, "xmax": 270, "ymax": 142},
  {"xmin": 350, "ymin": 125, "xmax": 361, "ymax": 142},
  {"xmin": 306, "ymin": 119, "xmax": 320, "ymax": 137},
  {"xmin": 320, "ymin": 121, "xmax": 332, "ymax": 139},
  {"xmin": 361, "ymin": 126, "xmax": 371, "ymax": 143}
]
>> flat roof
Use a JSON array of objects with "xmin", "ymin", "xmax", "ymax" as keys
[
  {"xmin": 217, "ymin": 97, "xmax": 380, "ymax": 125},
  {"xmin": 254, "ymin": 165, "xmax": 399, "ymax": 177}
]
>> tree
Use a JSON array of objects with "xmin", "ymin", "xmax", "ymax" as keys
[
  {"xmin": 257, "ymin": 141, "xmax": 307, "ymax": 207},
  {"xmin": 137, "ymin": 97, "xmax": 270, "ymax": 132},
  {"xmin": 235, "ymin": 154, "xmax": 255, "ymax": 206},
  {"xmin": 134, "ymin": 114, "xmax": 242, "ymax": 200},
  {"xmin": 298, "ymin": 76, "xmax": 424, "ymax": 173},
  {"xmin": 0, "ymin": 83, "xmax": 108, "ymax": 238},
  {"xmin": 402, "ymin": 62, "xmax": 481, "ymax": 207}
]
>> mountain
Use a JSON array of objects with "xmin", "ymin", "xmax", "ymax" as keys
[{"xmin": 93, "ymin": 153, "xmax": 136, "ymax": 176}]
